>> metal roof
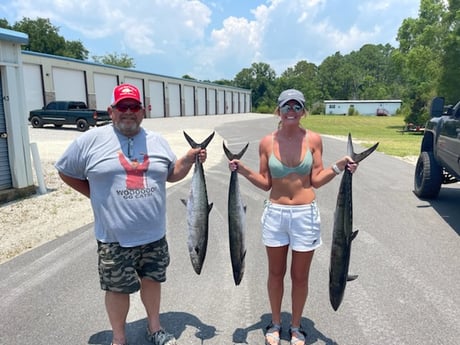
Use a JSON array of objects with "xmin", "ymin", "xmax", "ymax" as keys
[{"xmin": 0, "ymin": 27, "xmax": 28, "ymax": 45}]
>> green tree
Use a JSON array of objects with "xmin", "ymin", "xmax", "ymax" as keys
[
  {"xmin": 318, "ymin": 52, "xmax": 349, "ymax": 100},
  {"xmin": 63, "ymin": 40, "xmax": 89, "ymax": 60},
  {"xmin": 438, "ymin": 0, "xmax": 460, "ymax": 103},
  {"xmin": 211, "ymin": 79, "xmax": 234, "ymax": 86},
  {"xmin": 0, "ymin": 18, "xmax": 11, "ymax": 29},
  {"xmin": 182, "ymin": 75, "xmax": 196, "ymax": 80},
  {"xmin": 13, "ymin": 17, "xmax": 66, "ymax": 55},
  {"xmin": 278, "ymin": 60, "xmax": 322, "ymax": 108},
  {"xmin": 396, "ymin": 0, "xmax": 448, "ymax": 124},
  {"xmin": 234, "ymin": 62, "xmax": 277, "ymax": 112},
  {"xmin": 92, "ymin": 52, "xmax": 135, "ymax": 68},
  {"xmin": 2, "ymin": 17, "xmax": 89, "ymax": 60},
  {"xmin": 346, "ymin": 44, "xmax": 398, "ymax": 99}
]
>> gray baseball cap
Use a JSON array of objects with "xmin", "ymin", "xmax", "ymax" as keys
[{"xmin": 277, "ymin": 89, "xmax": 305, "ymax": 107}]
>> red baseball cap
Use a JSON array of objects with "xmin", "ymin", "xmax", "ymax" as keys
[{"xmin": 111, "ymin": 83, "xmax": 141, "ymax": 105}]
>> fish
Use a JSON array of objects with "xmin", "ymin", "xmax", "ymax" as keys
[
  {"xmin": 223, "ymin": 141, "xmax": 249, "ymax": 285},
  {"xmin": 329, "ymin": 133, "xmax": 379, "ymax": 311},
  {"xmin": 181, "ymin": 131, "xmax": 215, "ymax": 275}
]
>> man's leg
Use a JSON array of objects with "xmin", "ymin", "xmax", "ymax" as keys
[
  {"xmin": 105, "ymin": 291, "xmax": 130, "ymax": 345},
  {"xmin": 140, "ymin": 277, "xmax": 161, "ymax": 332}
]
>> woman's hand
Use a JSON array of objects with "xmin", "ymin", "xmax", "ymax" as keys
[
  {"xmin": 229, "ymin": 159, "xmax": 239, "ymax": 172},
  {"xmin": 337, "ymin": 156, "xmax": 358, "ymax": 173}
]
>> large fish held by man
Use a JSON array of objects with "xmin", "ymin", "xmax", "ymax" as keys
[
  {"xmin": 329, "ymin": 133, "xmax": 378, "ymax": 311},
  {"xmin": 223, "ymin": 141, "xmax": 249, "ymax": 285},
  {"xmin": 181, "ymin": 131, "xmax": 215, "ymax": 275}
]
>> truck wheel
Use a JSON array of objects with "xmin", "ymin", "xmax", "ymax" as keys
[
  {"xmin": 30, "ymin": 116, "xmax": 43, "ymax": 128},
  {"xmin": 76, "ymin": 119, "xmax": 89, "ymax": 132},
  {"xmin": 414, "ymin": 151, "xmax": 442, "ymax": 199}
]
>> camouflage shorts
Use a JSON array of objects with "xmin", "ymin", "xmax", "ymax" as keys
[{"xmin": 97, "ymin": 237, "xmax": 170, "ymax": 293}]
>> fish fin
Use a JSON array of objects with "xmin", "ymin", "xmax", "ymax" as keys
[
  {"xmin": 180, "ymin": 198, "xmax": 187, "ymax": 206},
  {"xmin": 183, "ymin": 131, "xmax": 197, "ymax": 148},
  {"xmin": 183, "ymin": 131, "xmax": 215, "ymax": 149},
  {"xmin": 243, "ymin": 205, "xmax": 247, "ymax": 213},
  {"xmin": 347, "ymin": 274, "xmax": 358, "ymax": 281},
  {"xmin": 223, "ymin": 141, "xmax": 249, "ymax": 160},
  {"xmin": 201, "ymin": 131, "xmax": 215, "ymax": 149},
  {"xmin": 347, "ymin": 132, "xmax": 379, "ymax": 163},
  {"xmin": 208, "ymin": 202, "xmax": 213, "ymax": 213},
  {"xmin": 351, "ymin": 230, "xmax": 359, "ymax": 241}
]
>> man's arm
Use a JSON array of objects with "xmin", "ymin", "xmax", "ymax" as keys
[{"xmin": 58, "ymin": 172, "xmax": 90, "ymax": 198}]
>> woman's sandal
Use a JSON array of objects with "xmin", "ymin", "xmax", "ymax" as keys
[
  {"xmin": 289, "ymin": 325, "xmax": 307, "ymax": 345},
  {"xmin": 265, "ymin": 322, "xmax": 282, "ymax": 345}
]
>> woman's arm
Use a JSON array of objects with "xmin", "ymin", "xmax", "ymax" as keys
[
  {"xmin": 309, "ymin": 132, "xmax": 356, "ymax": 188},
  {"xmin": 229, "ymin": 135, "xmax": 272, "ymax": 191}
]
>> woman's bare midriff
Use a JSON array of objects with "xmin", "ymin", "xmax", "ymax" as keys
[{"xmin": 269, "ymin": 174, "xmax": 316, "ymax": 205}]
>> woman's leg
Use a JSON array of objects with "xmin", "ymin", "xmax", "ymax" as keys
[
  {"xmin": 290, "ymin": 250, "xmax": 314, "ymax": 328},
  {"xmin": 266, "ymin": 245, "xmax": 289, "ymax": 324}
]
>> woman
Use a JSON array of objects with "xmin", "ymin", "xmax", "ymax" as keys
[{"xmin": 228, "ymin": 89, "xmax": 357, "ymax": 345}]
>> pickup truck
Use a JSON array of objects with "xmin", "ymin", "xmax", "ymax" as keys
[
  {"xmin": 28, "ymin": 101, "xmax": 111, "ymax": 132},
  {"xmin": 414, "ymin": 96, "xmax": 460, "ymax": 198}
]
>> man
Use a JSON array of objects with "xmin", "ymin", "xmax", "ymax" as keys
[{"xmin": 56, "ymin": 83, "xmax": 206, "ymax": 345}]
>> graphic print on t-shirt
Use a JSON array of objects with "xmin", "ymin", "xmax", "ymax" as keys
[{"xmin": 118, "ymin": 152, "xmax": 150, "ymax": 189}]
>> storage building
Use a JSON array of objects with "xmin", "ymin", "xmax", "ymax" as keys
[
  {"xmin": 324, "ymin": 100, "xmax": 402, "ymax": 116},
  {"xmin": 0, "ymin": 28, "xmax": 35, "ymax": 202},
  {"xmin": 1, "ymin": 28, "xmax": 252, "ymax": 202}
]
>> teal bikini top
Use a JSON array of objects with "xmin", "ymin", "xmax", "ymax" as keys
[{"xmin": 268, "ymin": 133, "xmax": 313, "ymax": 178}]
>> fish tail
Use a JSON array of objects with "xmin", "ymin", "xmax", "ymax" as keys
[
  {"xmin": 223, "ymin": 141, "xmax": 249, "ymax": 160},
  {"xmin": 183, "ymin": 131, "xmax": 215, "ymax": 149},
  {"xmin": 347, "ymin": 133, "xmax": 379, "ymax": 163}
]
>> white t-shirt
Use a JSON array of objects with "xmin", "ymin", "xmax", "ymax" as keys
[{"xmin": 55, "ymin": 125, "xmax": 177, "ymax": 247}]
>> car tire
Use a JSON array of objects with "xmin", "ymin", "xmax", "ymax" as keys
[
  {"xmin": 76, "ymin": 119, "xmax": 89, "ymax": 132},
  {"xmin": 414, "ymin": 151, "xmax": 443, "ymax": 199},
  {"xmin": 30, "ymin": 116, "xmax": 43, "ymax": 128}
]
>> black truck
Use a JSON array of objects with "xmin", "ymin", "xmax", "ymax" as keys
[
  {"xmin": 28, "ymin": 101, "xmax": 111, "ymax": 131},
  {"xmin": 414, "ymin": 97, "xmax": 460, "ymax": 198}
]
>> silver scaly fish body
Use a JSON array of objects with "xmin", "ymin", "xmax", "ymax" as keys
[
  {"xmin": 182, "ymin": 131, "xmax": 215, "ymax": 275},
  {"xmin": 223, "ymin": 142, "xmax": 249, "ymax": 285},
  {"xmin": 329, "ymin": 133, "xmax": 378, "ymax": 311}
]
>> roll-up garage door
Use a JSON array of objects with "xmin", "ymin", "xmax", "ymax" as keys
[{"xmin": 0, "ymin": 71, "xmax": 13, "ymax": 190}]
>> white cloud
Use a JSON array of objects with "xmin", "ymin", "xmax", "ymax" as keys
[{"xmin": 1, "ymin": 0, "xmax": 420, "ymax": 80}]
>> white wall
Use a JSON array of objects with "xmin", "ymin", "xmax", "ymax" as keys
[
  {"xmin": 23, "ymin": 63, "xmax": 43, "ymax": 112},
  {"xmin": 52, "ymin": 68, "xmax": 86, "ymax": 101},
  {"xmin": 149, "ymin": 80, "xmax": 165, "ymax": 118},
  {"xmin": 197, "ymin": 87, "xmax": 206, "ymax": 115},
  {"xmin": 168, "ymin": 83, "xmax": 181, "ymax": 117},
  {"xmin": 183, "ymin": 85, "xmax": 194, "ymax": 116},
  {"xmin": 94, "ymin": 73, "xmax": 118, "ymax": 109}
]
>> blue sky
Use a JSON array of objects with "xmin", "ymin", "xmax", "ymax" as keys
[{"xmin": 0, "ymin": 0, "xmax": 420, "ymax": 81}]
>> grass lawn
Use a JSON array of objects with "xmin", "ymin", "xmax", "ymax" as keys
[{"xmin": 300, "ymin": 115, "xmax": 423, "ymax": 157}]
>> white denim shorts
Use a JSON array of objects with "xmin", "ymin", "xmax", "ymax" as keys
[{"xmin": 261, "ymin": 200, "xmax": 322, "ymax": 252}]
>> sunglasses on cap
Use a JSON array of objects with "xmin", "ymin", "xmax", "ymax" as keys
[
  {"xmin": 113, "ymin": 103, "xmax": 142, "ymax": 113},
  {"xmin": 280, "ymin": 103, "xmax": 304, "ymax": 114}
]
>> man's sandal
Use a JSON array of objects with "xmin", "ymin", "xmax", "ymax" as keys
[
  {"xmin": 265, "ymin": 322, "xmax": 282, "ymax": 345},
  {"xmin": 289, "ymin": 326, "xmax": 307, "ymax": 345}
]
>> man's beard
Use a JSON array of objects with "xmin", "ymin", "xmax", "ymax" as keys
[{"xmin": 114, "ymin": 121, "xmax": 140, "ymax": 136}]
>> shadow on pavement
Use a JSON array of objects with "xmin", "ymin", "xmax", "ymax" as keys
[
  {"xmin": 233, "ymin": 312, "xmax": 338, "ymax": 345},
  {"xmin": 416, "ymin": 185, "xmax": 460, "ymax": 235},
  {"xmin": 88, "ymin": 311, "xmax": 216, "ymax": 345},
  {"xmin": 88, "ymin": 311, "xmax": 338, "ymax": 344}
]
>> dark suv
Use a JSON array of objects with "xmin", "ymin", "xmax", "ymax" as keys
[{"xmin": 414, "ymin": 97, "xmax": 460, "ymax": 199}]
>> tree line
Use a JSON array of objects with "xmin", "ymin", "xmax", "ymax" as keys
[{"xmin": 1, "ymin": 0, "xmax": 458, "ymax": 125}]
